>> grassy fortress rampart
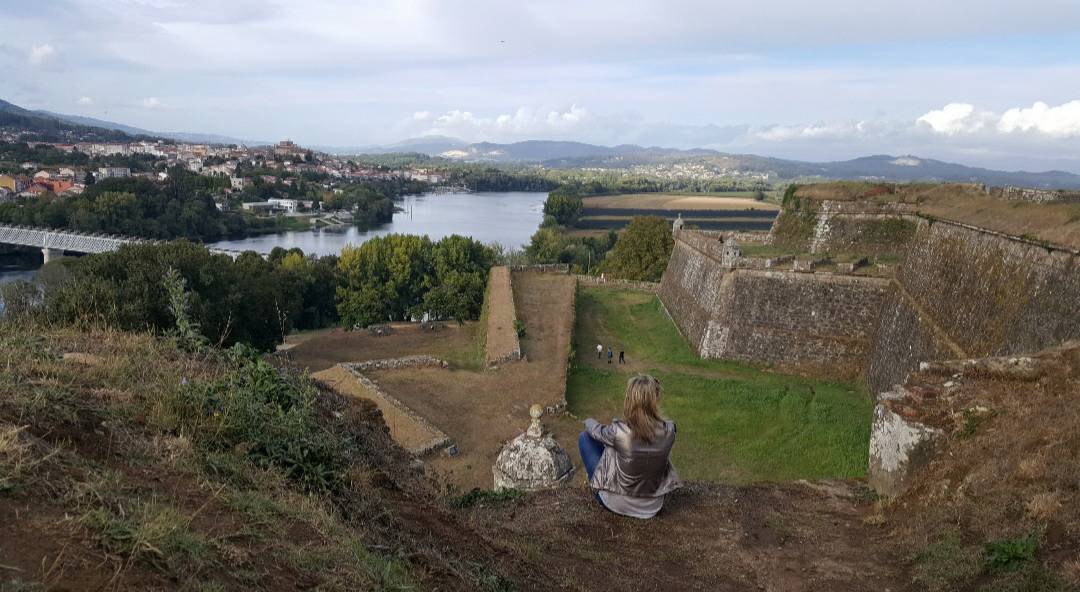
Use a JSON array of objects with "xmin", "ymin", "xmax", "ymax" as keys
[{"xmin": 659, "ymin": 182, "xmax": 1080, "ymax": 392}]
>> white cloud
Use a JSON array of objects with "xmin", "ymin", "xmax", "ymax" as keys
[
  {"xmin": 998, "ymin": 101, "xmax": 1080, "ymax": 137},
  {"xmin": 142, "ymin": 97, "xmax": 163, "ymax": 109},
  {"xmin": 76, "ymin": 96, "xmax": 93, "ymax": 106},
  {"xmin": 916, "ymin": 103, "xmax": 992, "ymax": 135},
  {"xmin": 27, "ymin": 43, "xmax": 56, "ymax": 66},
  {"xmin": 917, "ymin": 100, "xmax": 1080, "ymax": 139},
  {"xmin": 416, "ymin": 105, "xmax": 593, "ymax": 141},
  {"xmin": 754, "ymin": 121, "xmax": 871, "ymax": 142}
]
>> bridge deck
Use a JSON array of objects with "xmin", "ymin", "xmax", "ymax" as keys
[{"xmin": 0, "ymin": 224, "xmax": 250, "ymax": 258}]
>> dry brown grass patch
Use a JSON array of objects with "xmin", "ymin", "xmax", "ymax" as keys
[
  {"xmin": 1024, "ymin": 491, "xmax": 1064, "ymax": 522},
  {"xmin": 1063, "ymin": 556, "xmax": 1080, "ymax": 587}
]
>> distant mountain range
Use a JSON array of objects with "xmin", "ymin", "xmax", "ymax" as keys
[
  {"xmin": 4, "ymin": 98, "xmax": 1080, "ymax": 188},
  {"xmin": 0, "ymin": 99, "xmax": 260, "ymax": 145},
  {"xmin": 368, "ymin": 138, "xmax": 1080, "ymax": 189}
]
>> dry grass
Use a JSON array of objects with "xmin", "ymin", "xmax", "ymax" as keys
[
  {"xmin": 888, "ymin": 343, "xmax": 1080, "ymax": 589},
  {"xmin": 1063, "ymin": 556, "xmax": 1080, "ymax": 587},
  {"xmin": 0, "ymin": 322, "xmax": 522, "ymax": 591},
  {"xmin": 0, "ymin": 424, "xmax": 58, "ymax": 493},
  {"xmin": 1025, "ymin": 491, "xmax": 1064, "ymax": 521}
]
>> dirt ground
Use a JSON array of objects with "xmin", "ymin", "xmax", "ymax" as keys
[
  {"xmin": 312, "ymin": 365, "xmax": 447, "ymax": 455},
  {"xmin": 282, "ymin": 271, "xmax": 579, "ymax": 491},
  {"xmin": 584, "ymin": 193, "xmax": 780, "ymax": 211},
  {"xmin": 373, "ymin": 271, "xmax": 579, "ymax": 490},
  {"xmin": 282, "ymin": 322, "xmax": 479, "ymax": 373},
  {"xmin": 463, "ymin": 480, "xmax": 909, "ymax": 592}
]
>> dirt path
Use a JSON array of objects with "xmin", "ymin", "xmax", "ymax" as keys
[
  {"xmin": 484, "ymin": 266, "xmax": 521, "ymax": 364},
  {"xmin": 464, "ymin": 481, "xmax": 910, "ymax": 592},
  {"xmin": 369, "ymin": 271, "xmax": 577, "ymax": 490}
]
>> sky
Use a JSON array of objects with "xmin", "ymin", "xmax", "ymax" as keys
[{"xmin": 3, "ymin": 0, "xmax": 1080, "ymax": 171}]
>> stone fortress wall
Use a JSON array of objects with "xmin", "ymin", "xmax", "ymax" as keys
[
  {"xmin": 986, "ymin": 185, "xmax": 1080, "ymax": 204},
  {"xmin": 660, "ymin": 203, "xmax": 1080, "ymax": 390},
  {"xmin": 865, "ymin": 218, "xmax": 1080, "ymax": 392},
  {"xmin": 659, "ymin": 230, "xmax": 890, "ymax": 378},
  {"xmin": 806, "ymin": 200, "xmax": 918, "ymax": 256}
]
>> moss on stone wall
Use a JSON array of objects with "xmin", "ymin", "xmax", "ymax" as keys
[
  {"xmin": 772, "ymin": 185, "xmax": 821, "ymax": 251},
  {"xmin": 819, "ymin": 217, "xmax": 917, "ymax": 258}
]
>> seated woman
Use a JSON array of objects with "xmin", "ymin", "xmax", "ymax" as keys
[{"xmin": 578, "ymin": 374, "xmax": 681, "ymax": 519}]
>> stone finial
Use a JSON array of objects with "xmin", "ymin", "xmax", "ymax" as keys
[
  {"xmin": 526, "ymin": 404, "xmax": 544, "ymax": 437},
  {"xmin": 492, "ymin": 404, "xmax": 573, "ymax": 491}
]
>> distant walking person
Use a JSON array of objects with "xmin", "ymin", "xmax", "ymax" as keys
[
  {"xmin": 607, "ymin": 348, "xmax": 613, "ymax": 364},
  {"xmin": 578, "ymin": 374, "xmax": 681, "ymax": 519},
  {"xmin": 619, "ymin": 350, "xmax": 625, "ymax": 364},
  {"xmin": 596, "ymin": 343, "xmax": 604, "ymax": 359}
]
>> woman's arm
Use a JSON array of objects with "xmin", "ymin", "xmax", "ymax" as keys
[{"xmin": 583, "ymin": 418, "xmax": 618, "ymax": 446}]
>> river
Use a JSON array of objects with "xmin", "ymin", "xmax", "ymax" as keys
[
  {"xmin": 208, "ymin": 191, "xmax": 547, "ymax": 256},
  {"xmin": 0, "ymin": 191, "xmax": 548, "ymax": 287}
]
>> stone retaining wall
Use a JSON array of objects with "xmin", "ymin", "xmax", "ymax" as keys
[
  {"xmin": 659, "ymin": 233, "xmax": 890, "ymax": 377},
  {"xmin": 808, "ymin": 200, "xmax": 919, "ymax": 256},
  {"xmin": 351, "ymin": 355, "xmax": 449, "ymax": 372},
  {"xmin": 987, "ymin": 185, "xmax": 1080, "ymax": 204},
  {"xmin": 865, "ymin": 217, "xmax": 1080, "ymax": 392},
  {"xmin": 508, "ymin": 263, "xmax": 570, "ymax": 274},
  {"xmin": 340, "ymin": 363, "xmax": 453, "ymax": 456},
  {"xmin": 574, "ymin": 275, "xmax": 660, "ymax": 293},
  {"xmin": 484, "ymin": 266, "xmax": 523, "ymax": 367},
  {"xmin": 662, "ymin": 207, "xmax": 1080, "ymax": 389}
]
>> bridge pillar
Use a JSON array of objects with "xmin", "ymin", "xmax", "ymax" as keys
[{"xmin": 42, "ymin": 247, "xmax": 65, "ymax": 264}]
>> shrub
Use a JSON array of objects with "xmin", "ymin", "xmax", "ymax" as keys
[
  {"xmin": 985, "ymin": 533, "xmax": 1041, "ymax": 574},
  {"xmin": 156, "ymin": 346, "xmax": 349, "ymax": 493}
]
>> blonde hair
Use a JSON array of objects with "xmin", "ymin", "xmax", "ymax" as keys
[{"xmin": 623, "ymin": 374, "xmax": 664, "ymax": 443}]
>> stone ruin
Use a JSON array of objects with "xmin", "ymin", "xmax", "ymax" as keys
[{"xmin": 492, "ymin": 404, "xmax": 573, "ymax": 491}]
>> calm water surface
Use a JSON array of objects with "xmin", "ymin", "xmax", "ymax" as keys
[{"xmin": 209, "ymin": 191, "xmax": 547, "ymax": 255}]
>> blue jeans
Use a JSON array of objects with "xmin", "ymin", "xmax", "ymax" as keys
[{"xmin": 578, "ymin": 431, "xmax": 607, "ymax": 508}]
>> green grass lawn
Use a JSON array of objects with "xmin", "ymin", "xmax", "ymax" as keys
[{"xmin": 568, "ymin": 287, "xmax": 873, "ymax": 484}]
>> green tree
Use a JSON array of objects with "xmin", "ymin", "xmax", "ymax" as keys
[
  {"xmin": 39, "ymin": 241, "xmax": 299, "ymax": 350},
  {"xmin": 542, "ymin": 190, "xmax": 583, "ymax": 226},
  {"xmin": 600, "ymin": 216, "xmax": 674, "ymax": 281},
  {"xmin": 422, "ymin": 235, "xmax": 494, "ymax": 322},
  {"xmin": 335, "ymin": 234, "xmax": 493, "ymax": 328}
]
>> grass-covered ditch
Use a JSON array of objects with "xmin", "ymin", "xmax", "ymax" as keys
[{"xmin": 567, "ymin": 287, "xmax": 874, "ymax": 483}]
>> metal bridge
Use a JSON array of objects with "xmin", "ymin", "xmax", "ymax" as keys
[{"xmin": 0, "ymin": 224, "xmax": 249, "ymax": 262}]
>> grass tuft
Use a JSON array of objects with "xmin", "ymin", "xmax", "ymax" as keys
[{"xmin": 450, "ymin": 487, "xmax": 525, "ymax": 509}]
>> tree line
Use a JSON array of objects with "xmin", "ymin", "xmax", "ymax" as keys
[{"xmin": 3, "ymin": 233, "xmax": 494, "ymax": 351}]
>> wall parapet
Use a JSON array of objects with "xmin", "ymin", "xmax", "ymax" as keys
[
  {"xmin": 574, "ymin": 275, "xmax": 659, "ymax": 293},
  {"xmin": 484, "ymin": 266, "xmax": 523, "ymax": 367},
  {"xmin": 341, "ymin": 363, "xmax": 453, "ymax": 457},
  {"xmin": 508, "ymin": 263, "xmax": 570, "ymax": 274}
]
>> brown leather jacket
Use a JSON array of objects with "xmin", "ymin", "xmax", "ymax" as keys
[{"xmin": 584, "ymin": 418, "xmax": 681, "ymax": 497}]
